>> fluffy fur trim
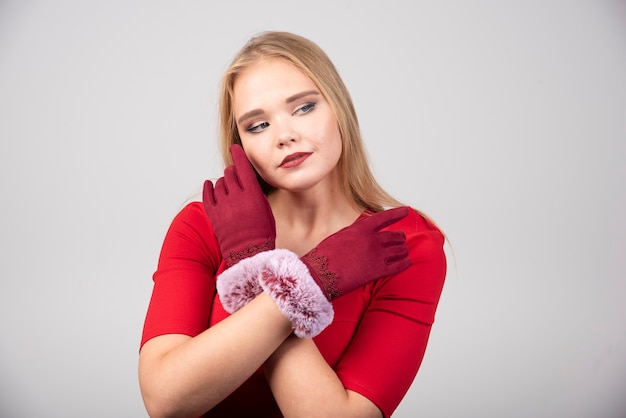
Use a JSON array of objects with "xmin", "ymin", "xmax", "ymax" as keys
[
  {"xmin": 258, "ymin": 249, "xmax": 334, "ymax": 338},
  {"xmin": 216, "ymin": 252, "xmax": 270, "ymax": 313}
]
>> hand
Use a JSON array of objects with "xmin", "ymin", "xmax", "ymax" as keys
[
  {"xmin": 300, "ymin": 207, "xmax": 411, "ymax": 300},
  {"xmin": 203, "ymin": 144, "xmax": 276, "ymax": 267},
  {"xmin": 217, "ymin": 206, "xmax": 411, "ymax": 338}
]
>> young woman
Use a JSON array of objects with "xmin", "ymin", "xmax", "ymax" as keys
[{"xmin": 139, "ymin": 31, "xmax": 446, "ymax": 418}]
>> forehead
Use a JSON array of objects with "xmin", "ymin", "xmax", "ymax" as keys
[{"xmin": 232, "ymin": 58, "xmax": 318, "ymax": 109}]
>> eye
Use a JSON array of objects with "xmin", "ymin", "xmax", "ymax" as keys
[
  {"xmin": 294, "ymin": 102, "xmax": 316, "ymax": 115},
  {"xmin": 247, "ymin": 121, "xmax": 269, "ymax": 133}
]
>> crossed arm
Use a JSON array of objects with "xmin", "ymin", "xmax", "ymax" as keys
[
  {"xmin": 138, "ymin": 146, "xmax": 442, "ymax": 417},
  {"xmin": 138, "ymin": 292, "xmax": 382, "ymax": 418}
]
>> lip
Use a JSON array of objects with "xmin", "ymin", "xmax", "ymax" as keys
[{"xmin": 279, "ymin": 152, "xmax": 312, "ymax": 168}]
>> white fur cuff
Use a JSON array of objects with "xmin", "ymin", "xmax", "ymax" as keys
[
  {"xmin": 216, "ymin": 252, "xmax": 270, "ymax": 313},
  {"xmin": 258, "ymin": 249, "xmax": 334, "ymax": 338}
]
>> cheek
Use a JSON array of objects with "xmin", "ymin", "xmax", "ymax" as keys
[
  {"xmin": 324, "ymin": 123, "xmax": 343, "ymax": 162},
  {"xmin": 313, "ymin": 117, "xmax": 341, "ymax": 145},
  {"xmin": 240, "ymin": 144, "xmax": 269, "ymax": 176}
]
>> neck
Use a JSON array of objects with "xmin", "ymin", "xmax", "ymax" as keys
[{"xmin": 268, "ymin": 183, "xmax": 365, "ymax": 253}]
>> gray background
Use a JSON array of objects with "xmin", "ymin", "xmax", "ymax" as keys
[{"xmin": 1, "ymin": 1, "xmax": 625, "ymax": 417}]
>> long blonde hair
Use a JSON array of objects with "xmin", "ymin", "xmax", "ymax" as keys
[{"xmin": 218, "ymin": 31, "xmax": 402, "ymax": 212}]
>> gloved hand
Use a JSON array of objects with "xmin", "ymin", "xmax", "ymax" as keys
[
  {"xmin": 202, "ymin": 144, "xmax": 276, "ymax": 268},
  {"xmin": 300, "ymin": 206, "xmax": 411, "ymax": 300},
  {"xmin": 218, "ymin": 206, "xmax": 411, "ymax": 337}
]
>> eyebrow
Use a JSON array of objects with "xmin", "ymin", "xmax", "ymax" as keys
[
  {"xmin": 236, "ymin": 90, "xmax": 320, "ymax": 125},
  {"xmin": 286, "ymin": 90, "xmax": 319, "ymax": 104}
]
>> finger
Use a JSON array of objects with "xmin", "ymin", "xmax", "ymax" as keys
[
  {"xmin": 214, "ymin": 176, "xmax": 228, "ymax": 197},
  {"xmin": 384, "ymin": 244, "xmax": 409, "ymax": 264},
  {"xmin": 230, "ymin": 144, "xmax": 257, "ymax": 186},
  {"xmin": 365, "ymin": 206, "xmax": 409, "ymax": 231},
  {"xmin": 385, "ymin": 257, "xmax": 412, "ymax": 274},
  {"xmin": 223, "ymin": 165, "xmax": 241, "ymax": 191},
  {"xmin": 202, "ymin": 179, "xmax": 217, "ymax": 206},
  {"xmin": 229, "ymin": 143, "xmax": 246, "ymax": 163},
  {"xmin": 377, "ymin": 230, "xmax": 407, "ymax": 247}
]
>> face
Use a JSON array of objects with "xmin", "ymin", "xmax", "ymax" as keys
[{"xmin": 232, "ymin": 58, "xmax": 343, "ymax": 193}]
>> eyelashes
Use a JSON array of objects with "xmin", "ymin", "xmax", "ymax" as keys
[
  {"xmin": 247, "ymin": 121, "xmax": 269, "ymax": 133},
  {"xmin": 245, "ymin": 102, "xmax": 317, "ymax": 134},
  {"xmin": 295, "ymin": 102, "xmax": 316, "ymax": 114}
]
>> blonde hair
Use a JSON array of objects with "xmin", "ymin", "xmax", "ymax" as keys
[{"xmin": 218, "ymin": 31, "xmax": 402, "ymax": 212}]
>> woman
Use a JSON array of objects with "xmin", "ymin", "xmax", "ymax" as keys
[{"xmin": 139, "ymin": 31, "xmax": 446, "ymax": 418}]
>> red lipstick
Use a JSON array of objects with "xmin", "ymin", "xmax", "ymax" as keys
[{"xmin": 280, "ymin": 152, "xmax": 312, "ymax": 168}]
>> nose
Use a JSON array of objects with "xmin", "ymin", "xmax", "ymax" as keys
[{"xmin": 275, "ymin": 117, "xmax": 298, "ymax": 147}]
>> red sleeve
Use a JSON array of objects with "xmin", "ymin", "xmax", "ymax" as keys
[
  {"xmin": 335, "ymin": 208, "xmax": 447, "ymax": 417},
  {"xmin": 140, "ymin": 202, "xmax": 222, "ymax": 349}
]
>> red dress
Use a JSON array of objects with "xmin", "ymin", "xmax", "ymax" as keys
[{"xmin": 141, "ymin": 202, "xmax": 446, "ymax": 417}]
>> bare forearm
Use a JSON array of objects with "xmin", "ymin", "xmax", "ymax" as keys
[
  {"xmin": 264, "ymin": 336, "xmax": 382, "ymax": 418},
  {"xmin": 139, "ymin": 292, "xmax": 293, "ymax": 418}
]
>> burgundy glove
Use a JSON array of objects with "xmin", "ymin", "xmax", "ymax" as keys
[
  {"xmin": 300, "ymin": 206, "xmax": 411, "ymax": 300},
  {"xmin": 218, "ymin": 207, "xmax": 411, "ymax": 337},
  {"xmin": 203, "ymin": 144, "xmax": 276, "ymax": 268}
]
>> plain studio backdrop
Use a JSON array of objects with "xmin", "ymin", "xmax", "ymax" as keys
[{"xmin": 1, "ymin": 1, "xmax": 625, "ymax": 417}]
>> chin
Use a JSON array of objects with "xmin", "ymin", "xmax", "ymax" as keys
[
  {"xmin": 266, "ymin": 170, "xmax": 337, "ymax": 193},
  {"xmin": 272, "ymin": 179, "xmax": 321, "ymax": 193}
]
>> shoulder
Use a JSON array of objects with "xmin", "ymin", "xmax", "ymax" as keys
[
  {"xmin": 172, "ymin": 201, "xmax": 208, "ymax": 224},
  {"xmin": 168, "ymin": 201, "xmax": 213, "ymax": 237},
  {"xmin": 392, "ymin": 206, "xmax": 440, "ymax": 230},
  {"xmin": 160, "ymin": 201, "xmax": 219, "ymax": 262},
  {"xmin": 385, "ymin": 206, "xmax": 445, "ymax": 259},
  {"xmin": 370, "ymin": 206, "xmax": 447, "ymax": 320}
]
